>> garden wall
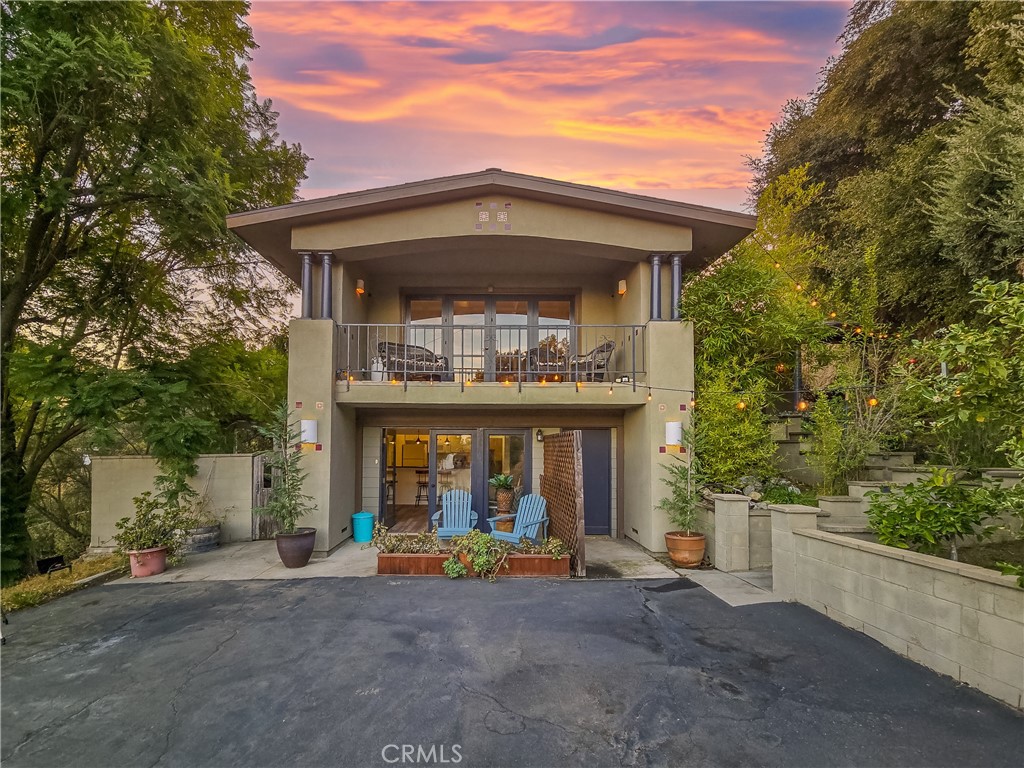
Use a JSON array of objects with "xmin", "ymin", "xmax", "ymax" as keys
[
  {"xmin": 771, "ymin": 505, "xmax": 1023, "ymax": 709},
  {"xmin": 90, "ymin": 454, "xmax": 259, "ymax": 552},
  {"xmin": 701, "ymin": 496, "xmax": 778, "ymax": 571}
]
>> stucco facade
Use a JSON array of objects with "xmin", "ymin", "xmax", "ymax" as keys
[{"xmin": 229, "ymin": 170, "xmax": 754, "ymax": 555}]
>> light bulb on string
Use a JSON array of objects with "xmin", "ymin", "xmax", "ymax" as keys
[
  {"xmin": 810, "ymin": 298, "xmax": 819, "ymax": 308},
  {"xmin": 797, "ymin": 400, "xmax": 809, "ymax": 412},
  {"xmin": 608, "ymin": 385, "xmax": 614, "ymax": 395},
  {"xmin": 867, "ymin": 396, "xmax": 879, "ymax": 408},
  {"xmin": 794, "ymin": 283, "xmax": 803, "ymax": 292},
  {"xmin": 647, "ymin": 389, "xmax": 652, "ymax": 402},
  {"xmin": 736, "ymin": 400, "xmax": 747, "ymax": 411}
]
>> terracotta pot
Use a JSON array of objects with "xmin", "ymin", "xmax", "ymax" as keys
[
  {"xmin": 495, "ymin": 518, "xmax": 515, "ymax": 533},
  {"xmin": 128, "ymin": 546, "xmax": 168, "ymax": 578},
  {"xmin": 495, "ymin": 488, "xmax": 514, "ymax": 514},
  {"xmin": 664, "ymin": 531, "xmax": 705, "ymax": 569},
  {"xmin": 275, "ymin": 527, "xmax": 317, "ymax": 568}
]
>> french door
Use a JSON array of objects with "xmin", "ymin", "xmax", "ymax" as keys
[
  {"xmin": 380, "ymin": 428, "xmax": 530, "ymax": 532},
  {"xmin": 407, "ymin": 296, "xmax": 572, "ymax": 382}
]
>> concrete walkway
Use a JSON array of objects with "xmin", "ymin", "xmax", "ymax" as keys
[
  {"xmin": 682, "ymin": 568, "xmax": 781, "ymax": 607},
  {"xmin": 115, "ymin": 535, "xmax": 676, "ymax": 583},
  {"xmin": 113, "ymin": 539, "xmax": 379, "ymax": 583},
  {"xmin": 3, "ymin": 578, "xmax": 1021, "ymax": 767}
]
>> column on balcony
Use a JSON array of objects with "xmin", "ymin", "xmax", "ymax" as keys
[
  {"xmin": 319, "ymin": 251, "xmax": 333, "ymax": 319},
  {"xmin": 299, "ymin": 251, "xmax": 313, "ymax": 319},
  {"xmin": 670, "ymin": 253, "xmax": 684, "ymax": 321},
  {"xmin": 649, "ymin": 253, "xmax": 663, "ymax": 321}
]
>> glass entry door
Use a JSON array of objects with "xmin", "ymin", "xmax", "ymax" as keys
[{"xmin": 381, "ymin": 428, "xmax": 530, "ymax": 533}]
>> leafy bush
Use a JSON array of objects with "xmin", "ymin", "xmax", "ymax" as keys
[
  {"xmin": 761, "ymin": 484, "xmax": 818, "ymax": 506},
  {"xmin": 866, "ymin": 469, "xmax": 1008, "ymax": 557},
  {"xmin": 364, "ymin": 523, "xmax": 442, "ymax": 554},
  {"xmin": 445, "ymin": 529, "xmax": 515, "ymax": 581},
  {"xmin": 114, "ymin": 492, "xmax": 192, "ymax": 556},
  {"xmin": 904, "ymin": 280, "xmax": 1024, "ymax": 468},
  {"xmin": 693, "ymin": 373, "xmax": 777, "ymax": 488}
]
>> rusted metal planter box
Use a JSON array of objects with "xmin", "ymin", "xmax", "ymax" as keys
[
  {"xmin": 376, "ymin": 552, "xmax": 570, "ymax": 578},
  {"xmin": 377, "ymin": 553, "xmax": 449, "ymax": 576}
]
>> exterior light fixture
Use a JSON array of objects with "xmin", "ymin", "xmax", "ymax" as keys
[
  {"xmin": 617, "ymin": 279, "xmax": 627, "ymax": 296},
  {"xmin": 355, "ymin": 279, "xmax": 365, "ymax": 295},
  {"xmin": 536, "ymin": 429, "xmax": 544, "ymax": 443}
]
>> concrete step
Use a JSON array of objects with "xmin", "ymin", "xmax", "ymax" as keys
[
  {"xmin": 982, "ymin": 468, "xmax": 1023, "ymax": 488},
  {"xmin": 846, "ymin": 480, "xmax": 897, "ymax": 498},
  {"xmin": 865, "ymin": 451, "xmax": 916, "ymax": 468},
  {"xmin": 889, "ymin": 466, "xmax": 965, "ymax": 484},
  {"xmin": 817, "ymin": 495, "xmax": 869, "ymax": 517},
  {"xmin": 860, "ymin": 464, "xmax": 892, "ymax": 482}
]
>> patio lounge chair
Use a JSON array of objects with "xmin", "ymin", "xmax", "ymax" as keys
[
  {"xmin": 488, "ymin": 493, "xmax": 548, "ymax": 544},
  {"xmin": 568, "ymin": 340, "xmax": 616, "ymax": 382},
  {"xmin": 527, "ymin": 345, "xmax": 567, "ymax": 382},
  {"xmin": 432, "ymin": 489, "xmax": 477, "ymax": 539},
  {"xmin": 378, "ymin": 341, "xmax": 451, "ymax": 381}
]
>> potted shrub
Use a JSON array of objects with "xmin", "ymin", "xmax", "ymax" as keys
[
  {"xmin": 114, "ymin": 491, "xmax": 190, "ymax": 578},
  {"xmin": 254, "ymin": 404, "xmax": 318, "ymax": 568},
  {"xmin": 489, "ymin": 473, "xmax": 516, "ymax": 531},
  {"xmin": 658, "ymin": 445, "xmax": 706, "ymax": 568}
]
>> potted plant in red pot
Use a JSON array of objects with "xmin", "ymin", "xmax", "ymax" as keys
[
  {"xmin": 114, "ymin": 491, "xmax": 190, "ymax": 578},
  {"xmin": 255, "ymin": 404, "xmax": 318, "ymax": 568},
  {"xmin": 658, "ymin": 430, "xmax": 706, "ymax": 568}
]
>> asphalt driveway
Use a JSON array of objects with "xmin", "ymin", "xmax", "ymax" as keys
[{"xmin": 1, "ymin": 577, "xmax": 1021, "ymax": 768}]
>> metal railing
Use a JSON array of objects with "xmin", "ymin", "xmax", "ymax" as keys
[{"xmin": 336, "ymin": 323, "xmax": 647, "ymax": 388}]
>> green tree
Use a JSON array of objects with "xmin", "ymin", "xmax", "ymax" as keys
[{"xmin": 0, "ymin": 1, "xmax": 308, "ymax": 583}]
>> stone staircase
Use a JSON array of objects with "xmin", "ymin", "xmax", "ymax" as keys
[
  {"xmin": 772, "ymin": 417, "xmax": 819, "ymax": 487},
  {"xmin": 815, "ymin": 452, "xmax": 918, "ymax": 540}
]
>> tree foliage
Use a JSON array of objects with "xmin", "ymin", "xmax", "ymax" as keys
[
  {"xmin": 751, "ymin": 1, "xmax": 1023, "ymax": 328},
  {"xmin": 0, "ymin": 1, "xmax": 308, "ymax": 584}
]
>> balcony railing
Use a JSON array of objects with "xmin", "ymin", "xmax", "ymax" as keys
[{"xmin": 336, "ymin": 323, "xmax": 647, "ymax": 388}]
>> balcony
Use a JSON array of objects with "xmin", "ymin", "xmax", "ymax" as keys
[{"xmin": 335, "ymin": 323, "xmax": 648, "ymax": 407}]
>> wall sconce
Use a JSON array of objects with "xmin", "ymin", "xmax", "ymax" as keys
[
  {"xmin": 617, "ymin": 279, "xmax": 627, "ymax": 296},
  {"xmin": 355, "ymin": 279, "xmax": 365, "ymax": 295},
  {"xmin": 536, "ymin": 429, "xmax": 544, "ymax": 443}
]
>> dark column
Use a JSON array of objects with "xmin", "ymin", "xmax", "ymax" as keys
[
  {"xmin": 670, "ymin": 253, "xmax": 683, "ymax": 321},
  {"xmin": 300, "ymin": 251, "xmax": 313, "ymax": 318},
  {"xmin": 319, "ymin": 251, "xmax": 333, "ymax": 319},
  {"xmin": 793, "ymin": 347, "xmax": 803, "ymax": 411},
  {"xmin": 649, "ymin": 254, "xmax": 663, "ymax": 321}
]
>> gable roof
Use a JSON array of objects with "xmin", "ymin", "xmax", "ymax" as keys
[{"xmin": 227, "ymin": 169, "xmax": 756, "ymax": 280}]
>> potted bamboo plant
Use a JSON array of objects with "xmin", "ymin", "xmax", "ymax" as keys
[
  {"xmin": 657, "ymin": 430, "xmax": 706, "ymax": 568},
  {"xmin": 254, "ymin": 404, "xmax": 318, "ymax": 568}
]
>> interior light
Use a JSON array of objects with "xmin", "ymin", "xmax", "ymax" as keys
[{"xmin": 355, "ymin": 278, "xmax": 365, "ymax": 295}]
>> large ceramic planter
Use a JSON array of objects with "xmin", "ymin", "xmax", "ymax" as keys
[
  {"xmin": 276, "ymin": 527, "xmax": 317, "ymax": 568},
  {"xmin": 665, "ymin": 531, "xmax": 705, "ymax": 569},
  {"xmin": 128, "ymin": 546, "xmax": 169, "ymax": 578}
]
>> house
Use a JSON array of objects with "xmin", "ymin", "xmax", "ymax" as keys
[{"xmin": 227, "ymin": 169, "xmax": 754, "ymax": 556}]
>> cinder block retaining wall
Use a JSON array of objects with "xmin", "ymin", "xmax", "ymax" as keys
[{"xmin": 771, "ymin": 505, "xmax": 1024, "ymax": 709}]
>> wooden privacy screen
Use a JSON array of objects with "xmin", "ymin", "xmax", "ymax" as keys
[{"xmin": 539, "ymin": 430, "xmax": 587, "ymax": 577}]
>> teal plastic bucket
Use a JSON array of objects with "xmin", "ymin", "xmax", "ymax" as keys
[{"xmin": 352, "ymin": 511, "xmax": 375, "ymax": 543}]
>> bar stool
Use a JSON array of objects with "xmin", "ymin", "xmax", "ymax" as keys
[{"xmin": 415, "ymin": 470, "xmax": 430, "ymax": 505}]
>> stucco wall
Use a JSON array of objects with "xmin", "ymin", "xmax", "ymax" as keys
[
  {"xmin": 772, "ymin": 508, "xmax": 1024, "ymax": 709},
  {"xmin": 90, "ymin": 454, "xmax": 257, "ymax": 551}
]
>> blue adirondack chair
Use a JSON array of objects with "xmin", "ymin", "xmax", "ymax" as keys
[
  {"xmin": 432, "ymin": 489, "xmax": 477, "ymax": 539},
  {"xmin": 488, "ymin": 493, "xmax": 548, "ymax": 544}
]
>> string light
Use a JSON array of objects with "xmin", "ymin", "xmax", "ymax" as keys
[
  {"xmin": 775, "ymin": 363, "xmax": 786, "ymax": 373},
  {"xmin": 647, "ymin": 389, "xmax": 653, "ymax": 401},
  {"xmin": 867, "ymin": 396, "xmax": 879, "ymax": 407},
  {"xmin": 797, "ymin": 400, "xmax": 809, "ymax": 412},
  {"xmin": 736, "ymin": 400, "xmax": 747, "ymax": 411},
  {"xmin": 810, "ymin": 298, "xmax": 819, "ymax": 308},
  {"xmin": 794, "ymin": 283, "xmax": 803, "ymax": 292},
  {"xmin": 689, "ymin": 398, "xmax": 696, "ymax": 409},
  {"xmin": 608, "ymin": 385, "xmax": 614, "ymax": 395}
]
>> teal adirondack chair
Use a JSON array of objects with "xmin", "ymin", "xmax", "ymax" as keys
[
  {"xmin": 488, "ymin": 493, "xmax": 548, "ymax": 544},
  {"xmin": 432, "ymin": 489, "xmax": 477, "ymax": 539}
]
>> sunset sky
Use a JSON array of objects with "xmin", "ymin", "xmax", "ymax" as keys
[{"xmin": 247, "ymin": 1, "xmax": 851, "ymax": 212}]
